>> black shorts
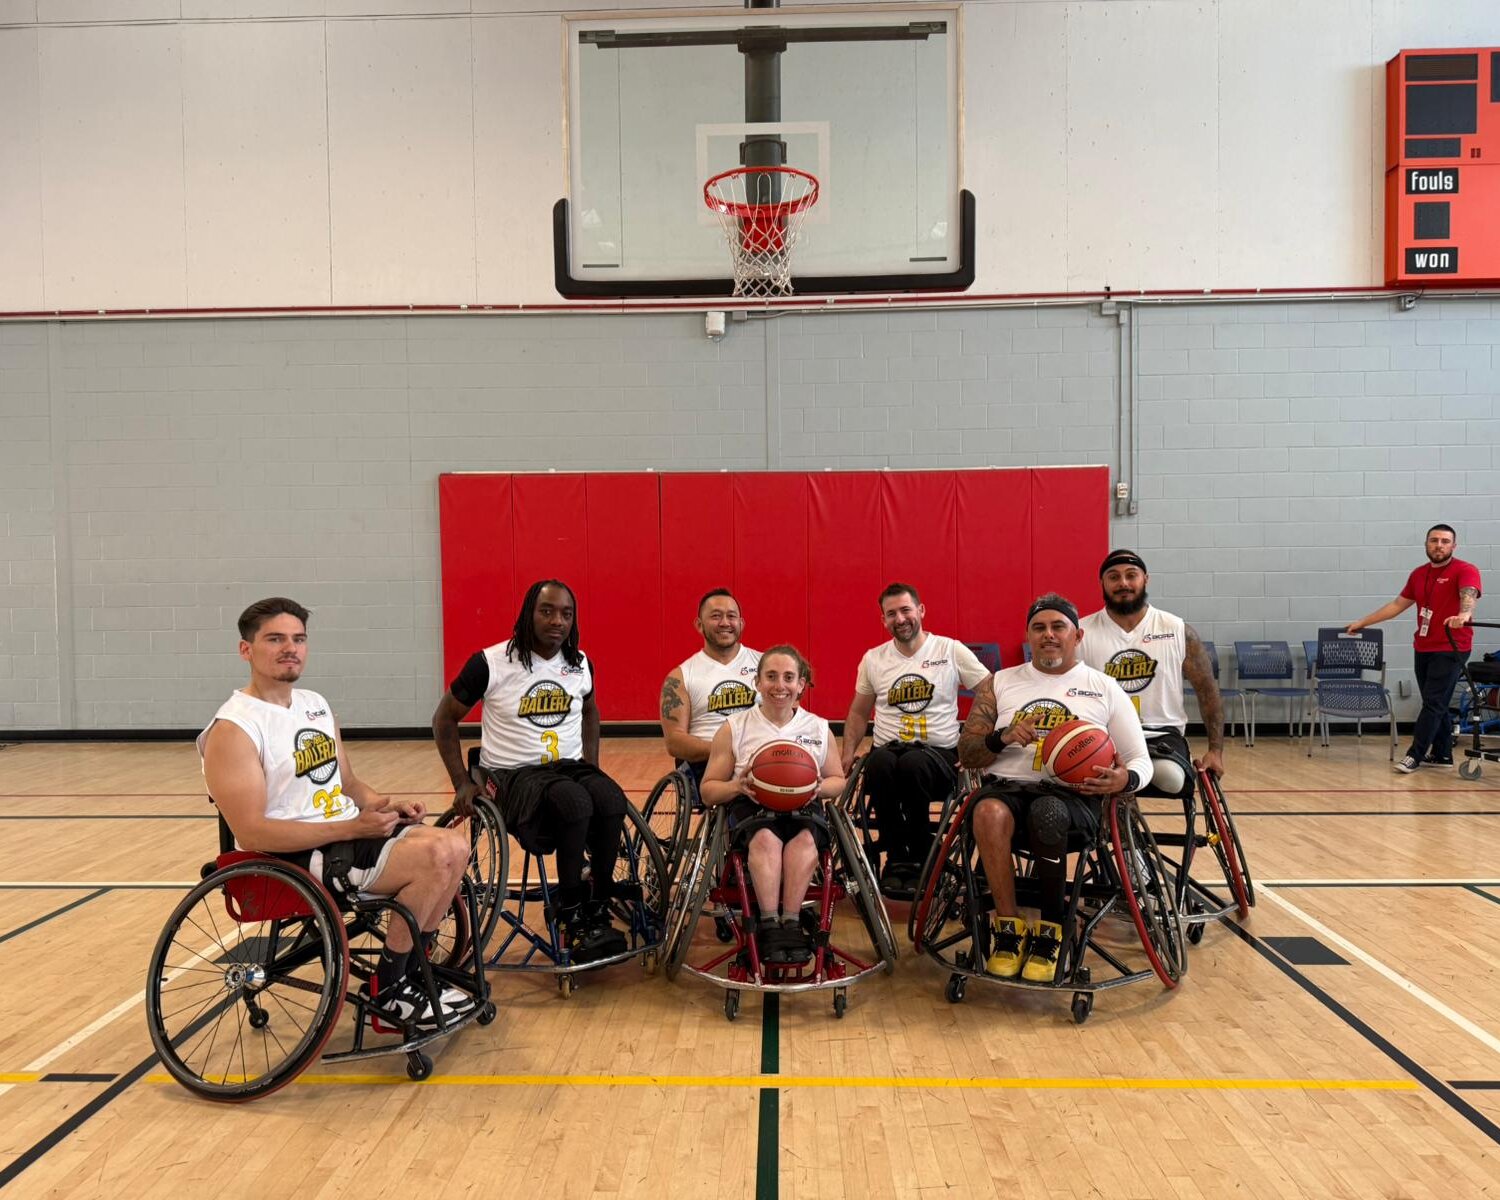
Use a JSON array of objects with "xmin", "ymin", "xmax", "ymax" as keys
[
  {"xmin": 725, "ymin": 796, "xmax": 831, "ymax": 853},
  {"xmin": 478, "ymin": 759, "xmax": 627, "ymax": 855},
  {"xmin": 277, "ymin": 825, "xmax": 414, "ymax": 898},
  {"xmin": 971, "ymin": 779, "xmax": 1101, "ymax": 844}
]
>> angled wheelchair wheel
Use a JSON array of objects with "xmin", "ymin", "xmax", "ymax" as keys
[
  {"xmin": 642, "ymin": 770, "xmax": 694, "ymax": 884},
  {"xmin": 1109, "ymin": 797, "xmax": 1187, "ymax": 989},
  {"xmin": 616, "ymin": 802, "xmax": 670, "ymax": 934},
  {"xmin": 907, "ymin": 786, "xmax": 967, "ymax": 943},
  {"xmin": 1198, "ymin": 769, "xmax": 1254, "ymax": 915},
  {"xmin": 438, "ymin": 794, "xmax": 507, "ymax": 956},
  {"xmin": 146, "ymin": 859, "xmax": 349, "ymax": 1102},
  {"xmin": 912, "ymin": 791, "xmax": 978, "ymax": 954},
  {"xmin": 664, "ymin": 810, "xmax": 726, "ymax": 981},
  {"xmin": 827, "ymin": 804, "xmax": 897, "ymax": 973}
]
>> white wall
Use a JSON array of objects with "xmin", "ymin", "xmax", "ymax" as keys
[{"xmin": 1, "ymin": 0, "xmax": 1498, "ymax": 310}]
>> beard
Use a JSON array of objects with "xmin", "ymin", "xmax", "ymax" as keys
[
  {"xmin": 1104, "ymin": 588, "xmax": 1148, "ymax": 617},
  {"xmin": 1427, "ymin": 548, "xmax": 1453, "ymax": 565}
]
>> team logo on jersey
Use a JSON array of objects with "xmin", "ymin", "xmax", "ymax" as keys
[
  {"xmin": 1104, "ymin": 649, "xmax": 1157, "ymax": 694},
  {"xmin": 1012, "ymin": 698, "xmax": 1073, "ymax": 733},
  {"xmin": 707, "ymin": 680, "xmax": 756, "ymax": 715},
  {"xmin": 293, "ymin": 729, "xmax": 338, "ymax": 785},
  {"xmin": 887, "ymin": 673, "xmax": 935, "ymax": 713},
  {"xmin": 793, "ymin": 733, "xmax": 824, "ymax": 751},
  {"xmin": 304, "ymin": 706, "xmax": 328, "ymax": 719},
  {"xmin": 518, "ymin": 680, "xmax": 573, "ymax": 727},
  {"xmin": 920, "ymin": 658, "xmax": 949, "ymax": 669},
  {"xmin": 1142, "ymin": 631, "xmax": 1176, "ymax": 643},
  {"xmin": 559, "ymin": 663, "xmax": 586, "ymax": 676}
]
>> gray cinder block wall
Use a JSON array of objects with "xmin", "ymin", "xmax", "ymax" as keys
[{"xmin": 1, "ymin": 296, "xmax": 1496, "ymax": 730}]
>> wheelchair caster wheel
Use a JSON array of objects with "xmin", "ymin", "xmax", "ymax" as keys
[
  {"xmin": 955, "ymin": 950, "xmax": 971, "ymax": 970},
  {"xmin": 1071, "ymin": 993, "xmax": 1093, "ymax": 1025},
  {"xmin": 558, "ymin": 974, "xmax": 575, "ymax": 999},
  {"xmin": 476, "ymin": 1002, "xmax": 498, "ymax": 1026},
  {"xmin": 247, "ymin": 1005, "xmax": 270, "ymax": 1030},
  {"xmin": 724, "ymin": 990, "xmax": 741, "ymax": 1022},
  {"xmin": 1187, "ymin": 921, "xmax": 1205, "ymax": 945},
  {"xmin": 642, "ymin": 950, "xmax": 659, "ymax": 977},
  {"xmin": 1459, "ymin": 760, "xmax": 1482, "ymax": 780},
  {"xmin": 945, "ymin": 974, "xmax": 966, "ymax": 1004},
  {"xmin": 715, "ymin": 917, "xmax": 734, "ymax": 944},
  {"xmin": 833, "ymin": 988, "xmax": 848, "ymax": 1019},
  {"xmin": 406, "ymin": 1052, "xmax": 433, "ymax": 1081}
]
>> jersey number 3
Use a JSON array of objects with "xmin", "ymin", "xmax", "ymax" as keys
[{"xmin": 540, "ymin": 731, "xmax": 560, "ymax": 764}]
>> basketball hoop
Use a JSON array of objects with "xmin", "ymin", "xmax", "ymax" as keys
[{"xmin": 703, "ymin": 166, "xmax": 820, "ymax": 299}]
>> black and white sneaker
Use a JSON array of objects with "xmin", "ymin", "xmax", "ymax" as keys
[
  {"xmin": 1393, "ymin": 754, "xmax": 1420, "ymax": 774},
  {"xmin": 367, "ymin": 978, "xmax": 437, "ymax": 1034},
  {"xmin": 1424, "ymin": 754, "xmax": 1454, "ymax": 767}
]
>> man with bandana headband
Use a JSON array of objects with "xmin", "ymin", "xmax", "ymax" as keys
[
  {"xmin": 1079, "ymin": 549, "xmax": 1227, "ymax": 792},
  {"xmin": 958, "ymin": 593, "xmax": 1151, "ymax": 984}
]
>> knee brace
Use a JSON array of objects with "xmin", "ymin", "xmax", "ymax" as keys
[
  {"xmin": 542, "ymin": 779, "xmax": 594, "ymax": 826},
  {"xmin": 1029, "ymin": 793, "xmax": 1072, "ymax": 853}
]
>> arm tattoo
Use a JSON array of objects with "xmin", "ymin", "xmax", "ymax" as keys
[
  {"xmin": 1459, "ymin": 586, "xmax": 1479, "ymax": 615},
  {"xmin": 660, "ymin": 677, "xmax": 685, "ymax": 722},
  {"xmin": 1182, "ymin": 624, "xmax": 1224, "ymax": 753},
  {"xmin": 957, "ymin": 679, "xmax": 1000, "ymax": 769}
]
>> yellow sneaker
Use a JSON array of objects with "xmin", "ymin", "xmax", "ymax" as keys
[
  {"xmin": 984, "ymin": 915, "xmax": 1029, "ymax": 977},
  {"xmin": 1021, "ymin": 920, "xmax": 1064, "ymax": 983}
]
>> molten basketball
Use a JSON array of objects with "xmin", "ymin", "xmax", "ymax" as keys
[
  {"xmin": 746, "ymin": 740, "xmax": 820, "ymax": 812},
  {"xmin": 1042, "ymin": 719, "xmax": 1117, "ymax": 789}
]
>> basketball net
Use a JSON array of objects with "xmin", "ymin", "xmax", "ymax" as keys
[{"xmin": 704, "ymin": 167, "xmax": 819, "ymax": 299}]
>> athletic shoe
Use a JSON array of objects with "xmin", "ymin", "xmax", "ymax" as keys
[
  {"xmin": 563, "ymin": 903, "xmax": 627, "ymax": 965},
  {"xmin": 984, "ymin": 915, "xmax": 1028, "ymax": 978},
  {"xmin": 366, "ymin": 978, "xmax": 443, "ymax": 1035},
  {"xmin": 1393, "ymin": 755, "xmax": 1421, "ymax": 774},
  {"xmin": 1424, "ymin": 754, "xmax": 1454, "ymax": 767},
  {"xmin": 1021, "ymin": 920, "xmax": 1064, "ymax": 983}
]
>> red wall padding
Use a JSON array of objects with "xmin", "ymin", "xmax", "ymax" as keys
[{"xmin": 439, "ymin": 468, "xmax": 1109, "ymax": 721}]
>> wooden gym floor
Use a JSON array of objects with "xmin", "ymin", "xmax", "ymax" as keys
[{"xmin": 0, "ymin": 735, "xmax": 1496, "ymax": 1198}]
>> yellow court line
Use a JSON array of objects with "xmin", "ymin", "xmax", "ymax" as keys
[
  {"xmin": 0, "ymin": 1073, "xmax": 42, "ymax": 1083},
  {"xmin": 138, "ymin": 1071, "xmax": 1418, "ymax": 1091}
]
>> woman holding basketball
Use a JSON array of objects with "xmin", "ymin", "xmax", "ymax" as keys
[{"xmin": 701, "ymin": 645, "xmax": 846, "ymax": 964}]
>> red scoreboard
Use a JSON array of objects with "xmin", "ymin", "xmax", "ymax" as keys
[{"xmin": 1385, "ymin": 48, "xmax": 1500, "ymax": 287}]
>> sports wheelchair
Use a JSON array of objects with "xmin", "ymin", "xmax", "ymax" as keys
[
  {"xmin": 641, "ymin": 760, "xmax": 703, "ymax": 885},
  {"xmin": 1140, "ymin": 760, "xmax": 1255, "ymax": 938},
  {"xmin": 662, "ymin": 793, "xmax": 897, "ymax": 1022},
  {"xmin": 841, "ymin": 750, "xmax": 967, "ymax": 901},
  {"xmin": 439, "ymin": 748, "xmax": 668, "ymax": 997},
  {"xmin": 911, "ymin": 782, "xmax": 1187, "ymax": 1024},
  {"xmin": 146, "ymin": 813, "xmax": 494, "ymax": 1100}
]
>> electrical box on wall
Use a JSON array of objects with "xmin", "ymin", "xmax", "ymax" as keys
[{"xmin": 1385, "ymin": 49, "xmax": 1500, "ymax": 287}]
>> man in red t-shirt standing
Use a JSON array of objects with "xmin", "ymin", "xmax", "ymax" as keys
[{"xmin": 1347, "ymin": 524, "xmax": 1482, "ymax": 773}]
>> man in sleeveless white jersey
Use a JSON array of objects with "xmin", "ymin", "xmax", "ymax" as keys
[
  {"xmin": 1079, "ymin": 549, "xmax": 1226, "ymax": 795},
  {"xmin": 958, "ymin": 594, "xmax": 1151, "ymax": 984},
  {"xmin": 659, "ymin": 588, "xmax": 761, "ymax": 787},
  {"xmin": 431, "ymin": 579, "xmax": 629, "ymax": 965},
  {"xmin": 201, "ymin": 598, "xmax": 471, "ymax": 1031},
  {"xmin": 841, "ymin": 582, "xmax": 990, "ymax": 896}
]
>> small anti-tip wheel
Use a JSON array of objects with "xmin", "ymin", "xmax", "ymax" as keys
[
  {"xmin": 724, "ymin": 990, "xmax": 741, "ymax": 1022},
  {"xmin": 833, "ymin": 988, "xmax": 848, "ymax": 1019},
  {"xmin": 1459, "ymin": 760, "xmax": 1482, "ymax": 780},
  {"xmin": 247, "ymin": 1005, "xmax": 270, "ymax": 1030},
  {"xmin": 715, "ymin": 917, "xmax": 734, "ymax": 944},
  {"xmin": 476, "ymin": 1002, "xmax": 497, "ymax": 1026},
  {"xmin": 558, "ymin": 974, "xmax": 575, "ymax": 999},
  {"xmin": 1188, "ymin": 921, "xmax": 1206, "ymax": 945},
  {"xmin": 641, "ymin": 950, "xmax": 659, "ymax": 977},
  {"xmin": 1071, "ymin": 993, "xmax": 1093, "ymax": 1025},
  {"xmin": 406, "ymin": 1052, "xmax": 434, "ymax": 1081},
  {"xmin": 945, "ymin": 974, "xmax": 967, "ymax": 1004}
]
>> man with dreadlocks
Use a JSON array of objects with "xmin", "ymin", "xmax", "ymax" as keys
[{"xmin": 432, "ymin": 579, "xmax": 629, "ymax": 964}]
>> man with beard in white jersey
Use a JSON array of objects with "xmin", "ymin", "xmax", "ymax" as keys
[
  {"xmin": 432, "ymin": 579, "xmax": 629, "ymax": 965},
  {"xmin": 1079, "ymin": 549, "xmax": 1226, "ymax": 796},
  {"xmin": 841, "ymin": 582, "xmax": 990, "ymax": 897},
  {"xmin": 701, "ymin": 646, "xmax": 846, "ymax": 964},
  {"xmin": 958, "ymin": 594, "xmax": 1150, "ymax": 984},
  {"xmin": 659, "ymin": 588, "xmax": 761, "ymax": 788},
  {"xmin": 201, "ymin": 598, "xmax": 471, "ymax": 1032}
]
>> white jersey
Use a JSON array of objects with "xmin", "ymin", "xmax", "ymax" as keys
[
  {"xmin": 679, "ymin": 645, "xmax": 762, "ymax": 740},
  {"xmin": 727, "ymin": 704, "xmax": 835, "ymax": 775},
  {"xmin": 854, "ymin": 634, "xmax": 990, "ymax": 749},
  {"xmin": 477, "ymin": 640, "xmax": 594, "ymax": 770},
  {"xmin": 984, "ymin": 662, "xmax": 1151, "ymax": 785},
  {"xmin": 198, "ymin": 688, "xmax": 353, "ymax": 843},
  {"xmin": 1078, "ymin": 606, "xmax": 1189, "ymax": 732}
]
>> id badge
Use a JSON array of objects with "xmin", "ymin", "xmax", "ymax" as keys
[{"xmin": 1418, "ymin": 606, "xmax": 1433, "ymax": 637}]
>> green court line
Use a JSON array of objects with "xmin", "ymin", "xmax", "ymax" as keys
[{"xmin": 757, "ymin": 992, "xmax": 780, "ymax": 1200}]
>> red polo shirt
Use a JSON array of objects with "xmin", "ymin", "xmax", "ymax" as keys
[{"xmin": 1400, "ymin": 558, "xmax": 1482, "ymax": 652}]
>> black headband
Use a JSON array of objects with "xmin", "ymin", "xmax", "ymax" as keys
[
  {"xmin": 1099, "ymin": 549, "xmax": 1147, "ymax": 577},
  {"xmin": 1026, "ymin": 595, "xmax": 1079, "ymax": 628}
]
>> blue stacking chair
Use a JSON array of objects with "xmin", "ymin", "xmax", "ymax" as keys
[
  {"xmin": 1307, "ymin": 628, "xmax": 1396, "ymax": 760},
  {"xmin": 1233, "ymin": 641, "xmax": 1308, "ymax": 747},
  {"xmin": 960, "ymin": 642, "xmax": 1001, "ymax": 699},
  {"xmin": 1186, "ymin": 640, "xmax": 1248, "ymax": 745}
]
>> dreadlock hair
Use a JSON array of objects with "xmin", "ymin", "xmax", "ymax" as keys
[
  {"xmin": 759, "ymin": 643, "xmax": 815, "ymax": 689},
  {"xmin": 506, "ymin": 579, "xmax": 583, "ymax": 672}
]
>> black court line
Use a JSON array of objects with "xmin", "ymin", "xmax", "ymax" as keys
[
  {"xmin": 0, "ymin": 890, "xmax": 108, "ymax": 946},
  {"xmin": 39, "ymin": 1073, "xmax": 116, "ymax": 1083},
  {"xmin": 1225, "ymin": 922, "xmax": 1500, "ymax": 1145},
  {"xmin": 1450, "ymin": 1081, "xmax": 1500, "ymax": 1091},
  {"xmin": 1464, "ymin": 886, "xmax": 1500, "ymax": 907},
  {"xmin": 756, "ymin": 993, "xmax": 779, "ymax": 1200}
]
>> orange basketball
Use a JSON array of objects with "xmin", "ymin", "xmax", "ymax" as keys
[
  {"xmin": 1042, "ymin": 719, "xmax": 1116, "ymax": 789},
  {"xmin": 746, "ymin": 739, "xmax": 820, "ymax": 812}
]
